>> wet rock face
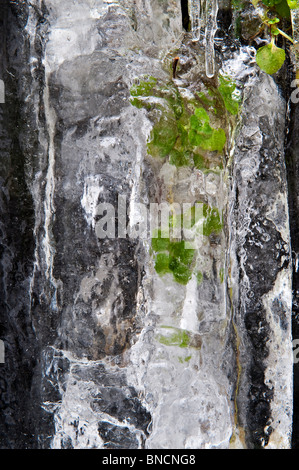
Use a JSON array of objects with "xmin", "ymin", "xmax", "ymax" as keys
[
  {"xmin": 286, "ymin": 86, "xmax": 299, "ymax": 449},
  {"xmin": 231, "ymin": 72, "xmax": 292, "ymax": 448},
  {"xmin": 0, "ymin": 1, "xmax": 38, "ymax": 449},
  {"xmin": 0, "ymin": 0, "xmax": 294, "ymax": 449}
]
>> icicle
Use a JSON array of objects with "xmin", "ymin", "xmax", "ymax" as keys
[
  {"xmin": 204, "ymin": 0, "xmax": 218, "ymax": 78},
  {"xmin": 189, "ymin": 0, "xmax": 202, "ymax": 41}
]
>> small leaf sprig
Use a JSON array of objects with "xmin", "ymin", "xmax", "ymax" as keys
[{"xmin": 251, "ymin": 0, "xmax": 299, "ymax": 74}]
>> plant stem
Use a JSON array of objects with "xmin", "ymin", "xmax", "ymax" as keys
[{"xmin": 276, "ymin": 28, "xmax": 294, "ymax": 43}]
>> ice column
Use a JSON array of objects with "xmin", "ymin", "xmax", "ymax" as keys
[
  {"xmin": 205, "ymin": 0, "xmax": 218, "ymax": 78},
  {"xmin": 189, "ymin": 0, "xmax": 202, "ymax": 41},
  {"xmin": 189, "ymin": 0, "xmax": 218, "ymax": 78}
]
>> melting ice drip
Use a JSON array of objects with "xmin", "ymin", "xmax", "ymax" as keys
[
  {"xmin": 189, "ymin": 0, "xmax": 201, "ymax": 41},
  {"xmin": 189, "ymin": 0, "xmax": 218, "ymax": 78}
]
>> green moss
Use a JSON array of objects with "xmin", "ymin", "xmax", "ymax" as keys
[
  {"xmin": 188, "ymin": 107, "xmax": 226, "ymax": 152},
  {"xmin": 193, "ymin": 153, "xmax": 208, "ymax": 170},
  {"xmin": 219, "ymin": 267, "xmax": 224, "ymax": 283},
  {"xmin": 196, "ymin": 271, "xmax": 203, "ymax": 284},
  {"xmin": 155, "ymin": 253, "xmax": 172, "ymax": 275},
  {"xmin": 169, "ymin": 149, "xmax": 192, "ymax": 167},
  {"xmin": 151, "ymin": 230, "xmax": 196, "ymax": 285},
  {"xmin": 178, "ymin": 355, "xmax": 192, "ymax": 363},
  {"xmin": 130, "ymin": 76, "xmax": 157, "ymax": 97},
  {"xmin": 131, "ymin": 76, "xmax": 228, "ymax": 283},
  {"xmin": 151, "ymin": 236, "xmax": 170, "ymax": 252},
  {"xmin": 129, "ymin": 97, "xmax": 144, "ymax": 109},
  {"xmin": 151, "ymin": 204, "xmax": 222, "ymax": 283},
  {"xmin": 191, "ymin": 106, "xmax": 210, "ymax": 124},
  {"xmin": 169, "ymin": 240, "xmax": 195, "ymax": 265},
  {"xmin": 171, "ymin": 262, "xmax": 193, "ymax": 285},
  {"xmin": 147, "ymin": 115, "xmax": 178, "ymax": 158},
  {"xmin": 196, "ymin": 74, "xmax": 241, "ymax": 117},
  {"xmin": 157, "ymin": 326, "xmax": 190, "ymax": 348},
  {"xmin": 168, "ymin": 241, "xmax": 195, "ymax": 285},
  {"xmin": 202, "ymin": 204, "xmax": 223, "ymax": 236},
  {"xmin": 218, "ymin": 75, "xmax": 241, "ymax": 116},
  {"xmin": 176, "ymin": 120, "xmax": 189, "ymax": 146},
  {"xmin": 152, "ymin": 237, "xmax": 195, "ymax": 285},
  {"xmin": 193, "ymin": 153, "xmax": 206, "ymax": 170},
  {"xmin": 129, "ymin": 74, "xmax": 239, "ymax": 169},
  {"xmin": 196, "ymin": 91, "xmax": 216, "ymax": 108},
  {"xmin": 159, "ymin": 84, "xmax": 184, "ymax": 119}
]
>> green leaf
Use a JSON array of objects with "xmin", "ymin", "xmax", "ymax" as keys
[
  {"xmin": 287, "ymin": 0, "xmax": 299, "ymax": 8},
  {"xmin": 256, "ymin": 43, "xmax": 285, "ymax": 75},
  {"xmin": 267, "ymin": 18, "xmax": 280, "ymax": 24},
  {"xmin": 275, "ymin": 0, "xmax": 291, "ymax": 16}
]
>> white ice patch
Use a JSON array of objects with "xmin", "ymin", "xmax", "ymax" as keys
[
  {"xmin": 180, "ymin": 275, "xmax": 199, "ymax": 333},
  {"xmin": 220, "ymin": 46, "xmax": 257, "ymax": 83},
  {"xmin": 81, "ymin": 176, "xmax": 103, "ymax": 228},
  {"xmin": 100, "ymin": 136, "xmax": 117, "ymax": 148},
  {"xmin": 33, "ymin": 0, "xmax": 110, "ymax": 71},
  {"xmin": 262, "ymin": 268, "xmax": 293, "ymax": 449}
]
